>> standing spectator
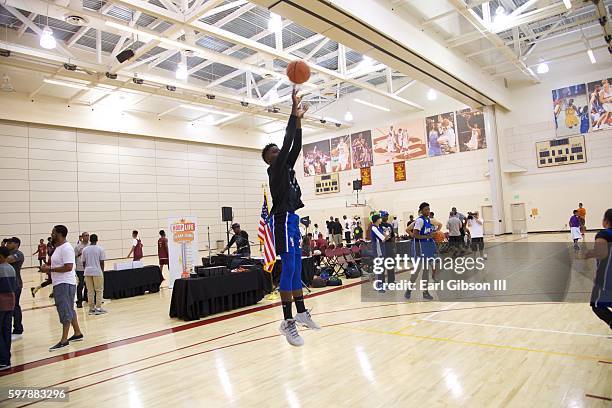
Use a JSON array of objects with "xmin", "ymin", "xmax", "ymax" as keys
[
  {"xmin": 451, "ymin": 207, "xmax": 467, "ymax": 247},
  {"xmin": 0, "ymin": 239, "xmax": 7, "ymax": 248},
  {"xmin": 313, "ymin": 223, "xmax": 320, "ymax": 238},
  {"xmin": 380, "ymin": 211, "xmax": 396, "ymax": 283},
  {"xmin": 371, "ymin": 213, "xmax": 390, "ymax": 292},
  {"xmin": 33, "ymin": 239, "xmax": 47, "ymax": 268},
  {"xmin": 127, "ymin": 230, "xmax": 143, "ymax": 261},
  {"xmin": 40, "ymin": 225, "xmax": 83, "ymax": 351},
  {"xmin": 332, "ymin": 218, "xmax": 343, "ymax": 246},
  {"xmin": 326, "ymin": 216, "xmax": 334, "ymax": 242},
  {"xmin": 0, "ymin": 247, "xmax": 16, "ymax": 370},
  {"xmin": 447, "ymin": 212, "xmax": 463, "ymax": 255},
  {"xmin": 569, "ymin": 210, "xmax": 582, "ymax": 250},
  {"xmin": 342, "ymin": 215, "xmax": 352, "ymax": 244},
  {"xmin": 392, "ymin": 217, "xmax": 399, "ymax": 236},
  {"xmin": 46, "ymin": 237, "xmax": 54, "ymax": 265},
  {"xmin": 353, "ymin": 222, "xmax": 364, "ymax": 241},
  {"xmin": 157, "ymin": 230, "xmax": 169, "ymax": 273},
  {"xmin": 75, "ymin": 232, "xmax": 89, "ymax": 309},
  {"xmin": 82, "ymin": 234, "xmax": 106, "ymax": 315},
  {"xmin": 467, "ymin": 211, "xmax": 486, "ymax": 258},
  {"xmin": 5, "ymin": 238, "xmax": 23, "ymax": 341},
  {"xmin": 577, "ymin": 202, "xmax": 586, "ymax": 236}
]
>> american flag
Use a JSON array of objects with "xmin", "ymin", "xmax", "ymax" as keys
[{"xmin": 257, "ymin": 191, "xmax": 276, "ymax": 273}]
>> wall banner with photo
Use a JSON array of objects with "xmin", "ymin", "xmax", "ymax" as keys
[
  {"xmin": 372, "ymin": 119, "xmax": 427, "ymax": 165},
  {"xmin": 393, "ymin": 161, "xmax": 406, "ymax": 182},
  {"xmin": 330, "ymin": 135, "xmax": 352, "ymax": 172},
  {"xmin": 455, "ymin": 108, "xmax": 487, "ymax": 152},
  {"xmin": 425, "ymin": 112, "xmax": 458, "ymax": 156},
  {"xmin": 586, "ymin": 78, "xmax": 612, "ymax": 132},
  {"xmin": 350, "ymin": 130, "xmax": 374, "ymax": 169},
  {"xmin": 552, "ymin": 83, "xmax": 588, "ymax": 137},
  {"xmin": 360, "ymin": 167, "xmax": 372, "ymax": 186},
  {"xmin": 303, "ymin": 139, "xmax": 331, "ymax": 177}
]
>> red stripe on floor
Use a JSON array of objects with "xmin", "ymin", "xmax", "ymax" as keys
[
  {"xmin": 0, "ymin": 279, "xmax": 366, "ymax": 376},
  {"xmin": 585, "ymin": 394, "xmax": 612, "ymax": 401}
]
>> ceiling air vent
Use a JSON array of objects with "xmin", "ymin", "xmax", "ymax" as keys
[{"xmin": 64, "ymin": 15, "xmax": 89, "ymax": 26}]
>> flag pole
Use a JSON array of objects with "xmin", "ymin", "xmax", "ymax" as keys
[{"xmin": 262, "ymin": 183, "xmax": 279, "ymax": 300}]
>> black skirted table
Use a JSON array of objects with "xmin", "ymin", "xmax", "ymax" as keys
[
  {"xmin": 103, "ymin": 265, "xmax": 164, "ymax": 299},
  {"xmin": 169, "ymin": 269, "xmax": 266, "ymax": 321}
]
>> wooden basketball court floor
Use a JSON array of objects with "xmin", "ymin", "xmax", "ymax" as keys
[{"xmin": 0, "ymin": 233, "xmax": 610, "ymax": 407}]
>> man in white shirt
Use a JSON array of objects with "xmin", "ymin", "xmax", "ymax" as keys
[
  {"xmin": 40, "ymin": 225, "xmax": 83, "ymax": 351},
  {"xmin": 342, "ymin": 215, "xmax": 352, "ymax": 244},
  {"xmin": 82, "ymin": 234, "xmax": 107, "ymax": 315},
  {"xmin": 467, "ymin": 212, "xmax": 486, "ymax": 258}
]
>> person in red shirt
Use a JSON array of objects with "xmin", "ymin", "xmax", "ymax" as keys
[
  {"xmin": 127, "ymin": 230, "xmax": 143, "ymax": 262},
  {"xmin": 33, "ymin": 239, "xmax": 47, "ymax": 268},
  {"xmin": 158, "ymin": 230, "xmax": 169, "ymax": 272}
]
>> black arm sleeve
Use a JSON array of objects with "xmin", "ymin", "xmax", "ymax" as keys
[
  {"xmin": 228, "ymin": 235, "xmax": 237, "ymax": 248},
  {"xmin": 287, "ymin": 127, "xmax": 302, "ymax": 168},
  {"xmin": 275, "ymin": 115, "xmax": 297, "ymax": 168}
]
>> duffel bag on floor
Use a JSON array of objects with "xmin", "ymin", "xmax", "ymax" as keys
[
  {"xmin": 326, "ymin": 276, "xmax": 342, "ymax": 286},
  {"xmin": 311, "ymin": 276, "xmax": 327, "ymax": 288}
]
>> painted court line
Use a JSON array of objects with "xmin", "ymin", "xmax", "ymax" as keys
[
  {"xmin": 423, "ymin": 318, "xmax": 609, "ymax": 338},
  {"xmin": 585, "ymin": 394, "xmax": 612, "ymax": 402},
  {"xmin": 0, "ymin": 279, "xmax": 366, "ymax": 376}
]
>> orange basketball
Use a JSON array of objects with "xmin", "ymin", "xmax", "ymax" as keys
[{"xmin": 286, "ymin": 60, "xmax": 311, "ymax": 84}]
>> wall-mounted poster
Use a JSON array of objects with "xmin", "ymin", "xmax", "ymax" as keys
[
  {"xmin": 393, "ymin": 161, "xmax": 406, "ymax": 182},
  {"xmin": 330, "ymin": 135, "xmax": 352, "ymax": 172},
  {"xmin": 456, "ymin": 108, "xmax": 487, "ymax": 152},
  {"xmin": 360, "ymin": 167, "xmax": 372, "ymax": 186},
  {"xmin": 535, "ymin": 135, "xmax": 586, "ymax": 168},
  {"xmin": 372, "ymin": 119, "xmax": 427, "ymax": 165},
  {"xmin": 315, "ymin": 173, "xmax": 340, "ymax": 194},
  {"xmin": 350, "ymin": 130, "xmax": 374, "ymax": 169},
  {"xmin": 303, "ymin": 140, "xmax": 331, "ymax": 177},
  {"xmin": 586, "ymin": 78, "xmax": 612, "ymax": 132},
  {"xmin": 552, "ymin": 83, "xmax": 588, "ymax": 137},
  {"xmin": 425, "ymin": 112, "xmax": 457, "ymax": 156}
]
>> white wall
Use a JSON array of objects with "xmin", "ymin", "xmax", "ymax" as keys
[
  {"xmin": 497, "ymin": 64, "xmax": 612, "ymax": 232},
  {"xmin": 0, "ymin": 120, "xmax": 268, "ymax": 268}
]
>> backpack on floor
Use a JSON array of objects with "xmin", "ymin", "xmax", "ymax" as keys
[
  {"xmin": 311, "ymin": 276, "xmax": 327, "ymax": 288},
  {"xmin": 344, "ymin": 266, "xmax": 362, "ymax": 279},
  {"xmin": 327, "ymin": 276, "xmax": 342, "ymax": 286}
]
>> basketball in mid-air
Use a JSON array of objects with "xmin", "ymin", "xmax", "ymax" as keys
[{"xmin": 286, "ymin": 60, "xmax": 311, "ymax": 84}]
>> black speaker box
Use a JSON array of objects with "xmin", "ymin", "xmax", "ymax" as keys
[
  {"xmin": 221, "ymin": 206, "xmax": 233, "ymax": 222},
  {"xmin": 353, "ymin": 180, "xmax": 362, "ymax": 191},
  {"xmin": 116, "ymin": 49, "xmax": 135, "ymax": 63}
]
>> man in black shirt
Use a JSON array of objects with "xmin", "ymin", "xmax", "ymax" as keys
[
  {"xmin": 332, "ymin": 218, "xmax": 343, "ymax": 246},
  {"xmin": 6, "ymin": 238, "xmax": 24, "ymax": 339},
  {"xmin": 261, "ymin": 88, "xmax": 320, "ymax": 347},
  {"xmin": 380, "ymin": 212, "xmax": 396, "ymax": 284},
  {"xmin": 221, "ymin": 223, "xmax": 251, "ymax": 257}
]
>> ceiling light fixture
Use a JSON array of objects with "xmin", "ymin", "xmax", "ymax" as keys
[
  {"xmin": 495, "ymin": 6, "xmax": 506, "ymax": 15},
  {"xmin": 43, "ymin": 78, "xmax": 91, "ymax": 90},
  {"xmin": 536, "ymin": 62, "xmax": 549, "ymax": 74},
  {"xmin": 427, "ymin": 89, "xmax": 437, "ymax": 101},
  {"xmin": 562, "ymin": 0, "xmax": 572, "ymax": 10},
  {"xmin": 268, "ymin": 13, "xmax": 282, "ymax": 33},
  {"xmin": 176, "ymin": 54, "xmax": 188, "ymax": 80},
  {"xmin": 344, "ymin": 110, "xmax": 354, "ymax": 122},
  {"xmin": 587, "ymin": 48, "xmax": 596, "ymax": 64},
  {"xmin": 353, "ymin": 98, "xmax": 390, "ymax": 112},
  {"xmin": 40, "ymin": 26, "xmax": 56, "ymax": 50}
]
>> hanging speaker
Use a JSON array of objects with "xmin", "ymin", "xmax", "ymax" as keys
[
  {"xmin": 116, "ymin": 49, "xmax": 135, "ymax": 63},
  {"xmin": 221, "ymin": 207, "xmax": 233, "ymax": 222},
  {"xmin": 353, "ymin": 180, "xmax": 362, "ymax": 191}
]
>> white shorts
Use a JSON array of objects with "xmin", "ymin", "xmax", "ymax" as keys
[{"xmin": 570, "ymin": 227, "xmax": 582, "ymax": 240}]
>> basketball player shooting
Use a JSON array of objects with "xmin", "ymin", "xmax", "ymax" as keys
[{"xmin": 261, "ymin": 87, "xmax": 321, "ymax": 346}]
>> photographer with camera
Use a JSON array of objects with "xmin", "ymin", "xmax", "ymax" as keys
[{"xmin": 466, "ymin": 211, "xmax": 486, "ymax": 259}]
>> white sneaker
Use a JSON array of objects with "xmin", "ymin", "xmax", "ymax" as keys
[
  {"xmin": 279, "ymin": 319, "xmax": 304, "ymax": 347},
  {"xmin": 295, "ymin": 310, "xmax": 321, "ymax": 330},
  {"xmin": 11, "ymin": 334, "xmax": 22, "ymax": 341},
  {"xmin": 95, "ymin": 308, "xmax": 107, "ymax": 315}
]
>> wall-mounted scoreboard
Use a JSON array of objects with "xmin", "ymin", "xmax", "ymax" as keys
[
  {"xmin": 315, "ymin": 173, "xmax": 340, "ymax": 195},
  {"xmin": 535, "ymin": 135, "xmax": 586, "ymax": 168}
]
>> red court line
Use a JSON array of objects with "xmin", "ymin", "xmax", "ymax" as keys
[
  {"xmin": 21, "ymin": 304, "xmax": 55, "ymax": 312},
  {"xmin": 598, "ymin": 360, "xmax": 612, "ymax": 364},
  {"xmin": 0, "ymin": 279, "xmax": 366, "ymax": 376},
  {"xmin": 585, "ymin": 394, "xmax": 612, "ymax": 401}
]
